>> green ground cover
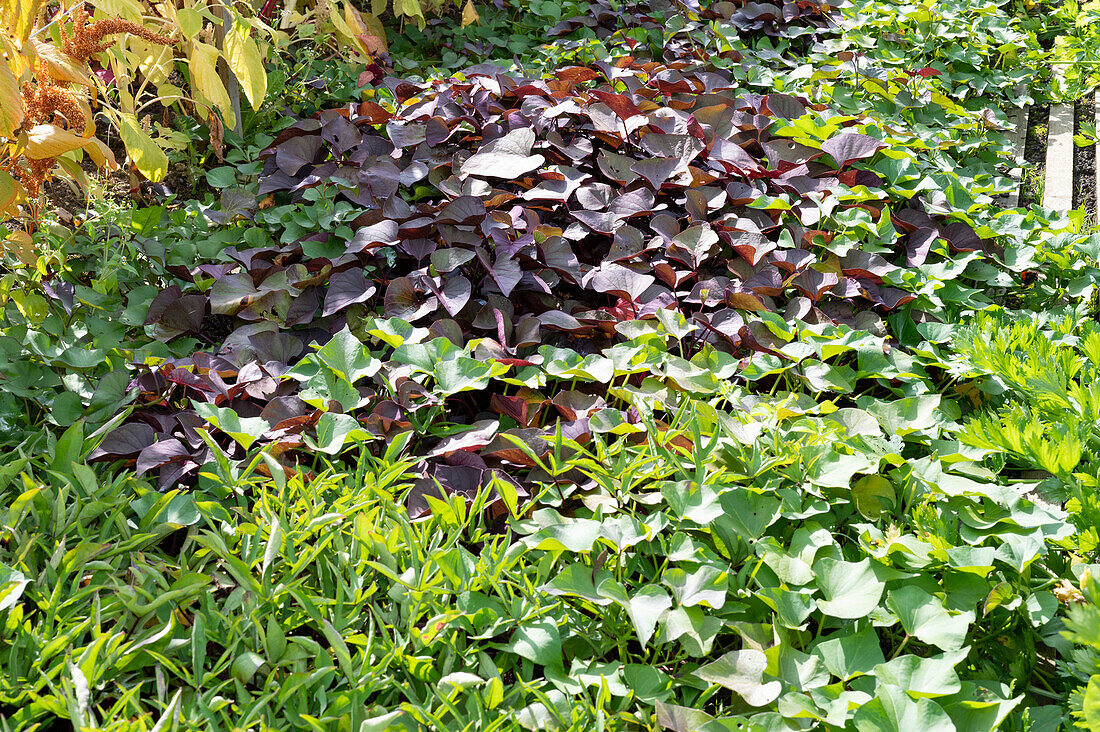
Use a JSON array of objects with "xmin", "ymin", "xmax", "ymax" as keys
[{"xmin": 5, "ymin": 0, "xmax": 1100, "ymax": 729}]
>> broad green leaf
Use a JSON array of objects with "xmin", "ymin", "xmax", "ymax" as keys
[
  {"xmin": 541, "ymin": 564, "xmax": 616, "ymax": 606},
  {"xmin": 852, "ymin": 475, "xmax": 895, "ymax": 518},
  {"xmin": 853, "ymin": 684, "xmax": 956, "ymax": 732},
  {"xmin": 160, "ymin": 493, "xmax": 200, "ymax": 526},
  {"xmin": 434, "ymin": 357, "xmax": 507, "ymax": 395},
  {"xmin": 194, "ymin": 403, "xmax": 270, "ymax": 449},
  {"xmin": 813, "ymin": 628, "xmax": 886, "ymax": 680},
  {"xmin": 867, "ymin": 395, "xmax": 942, "ymax": 436},
  {"xmin": 656, "ymin": 701, "xmax": 713, "ymax": 732},
  {"xmin": 810, "ymin": 449, "xmax": 876, "ymax": 488},
  {"xmin": 51, "ymin": 391, "xmax": 84, "ymax": 427},
  {"xmin": 758, "ymin": 586, "xmax": 816, "ymax": 628},
  {"xmin": 206, "ymin": 166, "xmax": 237, "ymax": 189},
  {"xmin": 624, "ymin": 665, "xmax": 673, "ymax": 702},
  {"xmin": 695, "ymin": 649, "xmax": 782, "ymax": 707},
  {"xmin": 316, "ymin": 327, "xmax": 381, "ymax": 383},
  {"xmin": 661, "ymin": 480, "xmax": 724, "ymax": 524},
  {"xmin": 814, "ymin": 557, "xmax": 886, "ymax": 619},
  {"xmin": 663, "ymin": 566, "xmax": 727, "ymax": 609},
  {"xmin": 523, "ymin": 517, "xmax": 601, "ymax": 553},
  {"xmin": 940, "ymin": 680, "xmax": 1023, "ymax": 732},
  {"xmin": 662, "ymin": 606, "xmax": 721, "ymax": 656},
  {"xmin": 887, "ymin": 586, "xmax": 974, "ymax": 651},
  {"xmin": 625, "ymin": 585, "xmax": 672, "ymax": 648},
  {"xmin": 872, "ymin": 650, "xmax": 967, "ymax": 698},
  {"xmin": 176, "ymin": 7, "xmax": 203, "ymax": 38},
  {"xmin": 312, "ymin": 412, "xmax": 372, "ymax": 454},
  {"xmin": 717, "ymin": 489, "xmax": 781, "ymax": 539},
  {"xmin": 231, "ymin": 652, "xmax": 266, "ymax": 684},
  {"xmin": 1025, "ymin": 592, "xmax": 1058, "ymax": 627},
  {"xmin": 507, "ymin": 619, "xmax": 561, "ymax": 667}
]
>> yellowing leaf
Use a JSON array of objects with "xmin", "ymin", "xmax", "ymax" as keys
[
  {"xmin": 360, "ymin": 13, "xmax": 388, "ymax": 51},
  {"xmin": 0, "ymin": 53, "xmax": 24, "ymax": 136},
  {"xmin": 89, "ymin": 0, "xmax": 143, "ymax": 23},
  {"xmin": 25, "ymin": 124, "xmax": 95, "ymax": 159},
  {"xmin": 74, "ymin": 94, "xmax": 96, "ymax": 136},
  {"xmin": 127, "ymin": 38, "xmax": 175, "ymax": 85},
  {"xmin": 81, "ymin": 136, "xmax": 118, "ymax": 169},
  {"xmin": 189, "ymin": 41, "xmax": 235, "ymax": 130},
  {"xmin": 0, "ymin": 171, "xmax": 20, "ymax": 216},
  {"xmin": 31, "ymin": 41, "xmax": 94, "ymax": 88},
  {"xmin": 0, "ymin": 34, "xmax": 30, "ymax": 79},
  {"xmin": 176, "ymin": 8, "xmax": 204, "ymax": 39},
  {"xmin": 24, "ymin": 124, "xmax": 118, "ymax": 170},
  {"xmin": 4, "ymin": 230, "xmax": 36, "ymax": 267},
  {"xmin": 393, "ymin": 0, "xmax": 426, "ymax": 27},
  {"xmin": 461, "ymin": 0, "xmax": 479, "ymax": 27},
  {"xmin": 372, "ymin": 0, "xmax": 387, "ymax": 14},
  {"xmin": 223, "ymin": 17, "xmax": 267, "ymax": 110},
  {"xmin": 4, "ymin": 0, "xmax": 42, "ymax": 42},
  {"xmin": 119, "ymin": 113, "xmax": 169, "ymax": 181},
  {"xmin": 152, "ymin": 122, "xmax": 191, "ymax": 152},
  {"xmin": 324, "ymin": 0, "xmax": 359, "ymax": 53},
  {"xmin": 344, "ymin": 3, "xmax": 387, "ymax": 56},
  {"xmin": 155, "ymin": 82, "xmax": 185, "ymax": 104}
]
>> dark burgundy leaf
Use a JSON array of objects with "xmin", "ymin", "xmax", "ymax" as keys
[
  {"xmin": 384, "ymin": 277, "xmax": 437, "ymax": 321},
  {"xmin": 349, "ymin": 220, "xmax": 399, "ymax": 252},
  {"xmin": 327, "ymin": 115, "xmax": 365, "ymax": 154},
  {"xmin": 861, "ymin": 282, "xmax": 917, "ymax": 310},
  {"xmin": 476, "ymin": 248, "xmax": 523, "ymax": 298},
  {"xmin": 840, "ymin": 252, "xmax": 897, "ymax": 282},
  {"xmin": 437, "ymin": 196, "xmax": 487, "ymax": 224},
  {"xmin": 43, "ymin": 280, "xmax": 75, "ymax": 314},
  {"xmin": 820, "ymin": 132, "xmax": 887, "ymax": 169},
  {"xmin": 89, "ymin": 423, "xmax": 155, "ymax": 461},
  {"xmin": 276, "ymin": 135, "xmax": 323, "ymax": 175},
  {"xmin": 428, "ymin": 275, "xmax": 472, "ymax": 317},
  {"xmin": 942, "ymin": 221, "xmax": 983, "ymax": 253},
  {"xmin": 386, "ymin": 121, "xmax": 427, "ymax": 148},
  {"xmin": 589, "ymin": 90, "xmax": 643, "ymax": 121},
  {"xmin": 323, "ymin": 269, "xmax": 378, "ymax": 317},
  {"xmin": 136, "ymin": 438, "xmax": 190, "ymax": 476},
  {"xmin": 709, "ymin": 137, "xmax": 760, "ymax": 175},
  {"xmin": 630, "ymin": 157, "xmax": 682, "ymax": 190},
  {"xmin": 792, "ymin": 269, "xmax": 839, "ymax": 301},
  {"xmin": 460, "ymin": 128, "xmax": 545, "ymax": 179},
  {"xmin": 729, "ymin": 232, "xmax": 777, "ymax": 266},
  {"xmin": 906, "ymin": 227, "xmax": 939, "ymax": 266},
  {"xmin": 584, "ymin": 263, "xmax": 656, "ymax": 302},
  {"xmin": 763, "ymin": 93, "xmax": 806, "ymax": 119}
]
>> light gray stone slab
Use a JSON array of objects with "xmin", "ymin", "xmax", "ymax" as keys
[
  {"xmin": 1006, "ymin": 104, "xmax": 1028, "ymax": 207},
  {"xmin": 1044, "ymin": 102, "xmax": 1075, "ymax": 212}
]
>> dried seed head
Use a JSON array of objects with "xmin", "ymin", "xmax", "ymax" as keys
[
  {"xmin": 23, "ymin": 67, "xmax": 87, "ymax": 131},
  {"xmin": 16, "ymin": 158, "xmax": 55, "ymax": 197},
  {"xmin": 61, "ymin": 6, "xmax": 174, "ymax": 62}
]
